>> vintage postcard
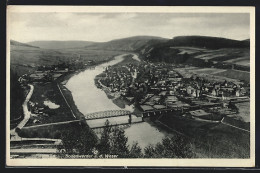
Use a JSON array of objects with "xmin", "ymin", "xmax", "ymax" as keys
[{"xmin": 6, "ymin": 6, "xmax": 255, "ymax": 167}]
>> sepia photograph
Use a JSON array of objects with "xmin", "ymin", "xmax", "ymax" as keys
[{"xmin": 6, "ymin": 6, "xmax": 255, "ymax": 167}]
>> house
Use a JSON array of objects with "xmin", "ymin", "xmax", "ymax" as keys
[
  {"xmin": 214, "ymin": 84, "xmax": 221, "ymax": 89},
  {"xmin": 195, "ymin": 89, "xmax": 201, "ymax": 98},
  {"xmin": 236, "ymin": 89, "xmax": 241, "ymax": 97},
  {"xmin": 189, "ymin": 109, "xmax": 211, "ymax": 118},
  {"xmin": 33, "ymin": 119, "xmax": 41, "ymax": 124},
  {"xmin": 211, "ymin": 88, "xmax": 220, "ymax": 96},
  {"xmin": 186, "ymin": 86, "xmax": 194, "ymax": 95},
  {"xmin": 140, "ymin": 105, "xmax": 154, "ymax": 112},
  {"xmin": 125, "ymin": 97, "xmax": 134, "ymax": 102},
  {"xmin": 166, "ymin": 96, "xmax": 178, "ymax": 107},
  {"xmin": 167, "ymin": 101, "xmax": 189, "ymax": 108},
  {"xmin": 153, "ymin": 97, "xmax": 161, "ymax": 104},
  {"xmin": 53, "ymin": 73, "xmax": 63, "ymax": 80},
  {"xmin": 169, "ymin": 90, "xmax": 175, "ymax": 95},
  {"xmin": 29, "ymin": 73, "xmax": 46, "ymax": 81},
  {"xmin": 191, "ymin": 90, "xmax": 197, "ymax": 97},
  {"xmin": 159, "ymin": 91, "xmax": 167, "ymax": 96},
  {"xmin": 55, "ymin": 68, "xmax": 69, "ymax": 73},
  {"xmin": 153, "ymin": 105, "xmax": 166, "ymax": 110}
]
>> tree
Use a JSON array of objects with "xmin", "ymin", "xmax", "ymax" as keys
[
  {"xmin": 58, "ymin": 123, "xmax": 98, "ymax": 156},
  {"xmin": 10, "ymin": 70, "xmax": 24, "ymax": 121},
  {"xmin": 109, "ymin": 126, "xmax": 129, "ymax": 157},
  {"xmin": 128, "ymin": 142, "xmax": 143, "ymax": 158},
  {"xmin": 144, "ymin": 135, "xmax": 194, "ymax": 158},
  {"xmin": 98, "ymin": 120, "xmax": 143, "ymax": 158},
  {"xmin": 144, "ymin": 144, "xmax": 156, "ymax": 158},
  {"xmin": 97, "ymin": 120, "xmax": 112, "ymax": 154}
]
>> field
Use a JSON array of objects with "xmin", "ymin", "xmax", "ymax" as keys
[
  {"xmin": 170, "ymin": 47, "xmax": 206, "ymax": 55},
  {"xmin": 20, "ymin": 71, "xmax": 89, "ymax": 138},
  {"xmin": 175, "ymin": 66, "xmax": 250, "ymax": 83},
  {"xmin": 59, "ymin": 48, "xmax": 127, "ymax": 60},
  {"xmin": 158, "ymin": 113, "xmax": 250, "ymax": 158},
  {"xmin": 225, "ymin": 101, "xmax": 250, "ymax": 126},
  {"xmin": 197, "ymin": 48, "xmax": 249, "ymax": 67},
  {"xmin": 10, "ymin": 45, "xmax": 127, "ymax": 76},
  {"xmin": 170, "ymin": 47, "xmax": 250, "ymax": 67},
  {"xmin": 186, "ymin": 68, "xmax": 227, "ymax": 75},
  {"xmin": 18, "ymin": 121, "xmax": 81, "ymax": 139},
  {"xmin": 225, "ymin": 56, "xmax": 250, "ymax": 67},
  {"xmin": 213, "ymin": 69, "xmax": 250, "ymax": 83},
  {"xmin": 25, "ymin": 81, "xmax": 75, "ymax": 127},
  {"xmin": 11, "ymin": 46, "xmax": 66, "ymax": 66},
  {"xmin": 235, "ymin": 102, "xmax": 250, "ymax": 122}
]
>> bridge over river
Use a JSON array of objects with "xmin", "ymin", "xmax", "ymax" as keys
[
  {"xmin": 85, "ymin": 110, "xmax": 143, "ymax": 133},
  {"xmin": 85, "ymin": 110, "xmax": 132, "ymax": 120},
  {"xmin": 19, "ymin": 109, "xmax": 143, "ymax": 132}
]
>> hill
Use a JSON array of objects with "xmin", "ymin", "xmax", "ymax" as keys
[
  {"xmin": 166, "ymin": 36, "xmax": 250, "ymax": 49},
  {"xmin": 11, "ymin": 40, "xmax": 39, "ymax": 48},
  {"xmin": 10, "ymin": 35, "xmax": 250, "ymax": 75},
  {"xmin": 85, "ymin": 36, "xmax": 168, "ymax": 51},
  {"xmin": 27, "ymin": 40, "xmax": 96, "ymax": 49},
  {"xmin": 10, "ymin": 40, "xmax": 126, "ymax": 76},
  {"xmin": 139, "ymin": 36, "xmax": 250, "ymax": 68}
]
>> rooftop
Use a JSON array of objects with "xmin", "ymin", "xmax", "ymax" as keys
[
  {"xmin": 140, "ymin": 105, "xmax": 154, "ymax": 112},
  {"xmin": 189, "ymin": 109, "xmax": 210, "ymax": 117}
]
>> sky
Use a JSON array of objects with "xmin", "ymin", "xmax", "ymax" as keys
[{"xmin": 9, "ymin": 12, "xmax": 250, "ymax": 43}]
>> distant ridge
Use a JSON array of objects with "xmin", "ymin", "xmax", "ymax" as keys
[
  {"xmin": 167, "ymin": 36, "xmax": 250, "ymax": 49},
  {"xmin": 85, "ymin": 36, "xmax": 169, "ymax": 51},
  {"xmin": 27, "ymin": 40, "xmax": 96, "ymax": 49},
  {"xmin": 11, "ymin": 40, "xmax": 40, "ymax": 48},
  {"xmin": 13, "ymin": 35, "xmax": 249, "ymax": 51}
]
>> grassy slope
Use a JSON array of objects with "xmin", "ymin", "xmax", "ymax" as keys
[
  {"xmin": 158, "ymin": 113, "xmax": 250, "ymax": 158},
  {"xmin": 11, "ymin": 40, "xmax": 39, "ymax": 48},
  {"xmin": 85, "ymin": 36, "xmax": 168, "ymax": 51},
  {"xmin": 168, "ymin": 36, "xmax": 249, "ymax": 49},
  {"xmin": 214, "ymin": 69, "xmax": 250, "ymax": 82},
  {"xmin": 10, "ymin": 45, "xmax": 127, "ymax": 76},
  {"xmin": 27, "ymin": 40, "xmax": 96, "ymax": 49},
  {"xmin": 140, "ymin": 36, "xmax": 250, "ymax": 67}
]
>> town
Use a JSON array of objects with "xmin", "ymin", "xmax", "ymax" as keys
[
  {"xmin": 95, "ymin": 57, "xmax": 250, "ymax": 122},
  {"xmin": 14, "ymin": 52, "xmax": 250, "ymax": 128}
]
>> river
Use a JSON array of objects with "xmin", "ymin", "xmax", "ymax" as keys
[{"xmin": 65, "ymin": 54, "xmax": 166, "ymax": 149}]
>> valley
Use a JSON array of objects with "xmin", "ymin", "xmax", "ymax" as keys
[{"xmin": 9, "ymin": 35, "xmax": 251, "ymax": 158}]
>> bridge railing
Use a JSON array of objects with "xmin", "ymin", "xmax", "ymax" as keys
[{"xmin": 85, "ymin": 110, "xmax": 131, "ymax": 120}]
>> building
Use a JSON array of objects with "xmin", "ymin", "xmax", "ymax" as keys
[
  {"xmin": 189, "ymin": 109, "xmax": 211, "ymax": 119},
  {"xmin": 29, "ymin": 73, "xmax": 46, "ymax": 82}
]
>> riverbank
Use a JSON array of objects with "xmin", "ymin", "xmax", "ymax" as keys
[
  {"xmin": 54, "ymin": 57, "xmax": 121, "ymax": 118},
  {"xmin": 94, "ymin": 53, "xmax": 143, "ymax": 115}
]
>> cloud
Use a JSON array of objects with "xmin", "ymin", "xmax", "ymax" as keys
[{"xmin": 9, "ymin": 12, "xmax": 250, "ymax": 43}]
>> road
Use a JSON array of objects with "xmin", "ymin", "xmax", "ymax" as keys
[
  {"xmin": 220, "ymin": 117, "xmax": 250, "ymax": 133},
  {"xmin": 18, "ymin": 84, "xmax": 34, "ymax": 129},
  {"xmin": 22, "ymin": 119, "xmax": 80, "ymax": 129}
]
